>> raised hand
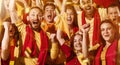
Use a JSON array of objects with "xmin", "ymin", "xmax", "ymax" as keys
[
  {"xmin": 81, "ymin": 23, "xmax": 90, "ymax": 33},
  {"xmin": 3, "ymin": 22, "xmax": 10, "ymax": 29}
]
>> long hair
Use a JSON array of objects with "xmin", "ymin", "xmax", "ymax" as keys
[
  {"xmin": 70, "ymin": 33, "xmax": 82, "ymax": 50},
  {"xmin": 65, "ymin": 4, "xmax": 78, "ymax": 27},
  {"xmin": 100, "ymin": 19, "xmax": 117, "ymax": 45}
]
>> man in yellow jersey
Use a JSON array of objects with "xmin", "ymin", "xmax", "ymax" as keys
[
  {"xmin": 41, "ymin": 2, "xmax": 65, "ymax": 65},
  {"xmin": 9, "ymin": 0, "xmax": 48, "ymax": 65}
]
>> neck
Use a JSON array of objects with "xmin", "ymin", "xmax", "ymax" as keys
[
  {"xmin": 105, "ymin": 39, "xmax": 114, "ymax": 46},
  {"xmin": 85, "ymin": 13, "xmax": 94, "ymax": 20},
  {"xmin": 76, "ymin": 50, "xmax": 82, "ymax": 55},
  {"xmin": 85, "ymin": 9, "xmax": 95, "ymax": 20},
  {"xmin": 46, "ymin": 20, "xmax": 54, "ymax": 24},
  {"xmin": 68, "ymin": 24, "xmax": 74, "ymax": 31}
]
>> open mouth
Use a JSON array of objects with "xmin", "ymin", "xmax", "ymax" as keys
[
  {"xmin": 104, "ymin": 35, "xmax": 109, "ymax": 37},
  {"xmin": 67, "ymin": 18, "xmax": 72, "ymax": 21},
  {"xmin": 85, "ymin": 6, "xmax": 91, "ymax": 10},
  {"xmin": 47, "ymin": 15, "xmax": 52, "ymax": 19},
  {"xmin": 33, "ymin": 21, "xmax": 38, "ymax": 24}
]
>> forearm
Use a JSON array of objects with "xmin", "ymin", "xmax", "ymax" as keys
[
  {"xmin": 1, "ymin": 27, "xmax": 10, "ymax": 60},
  {"xmin": 56, "ymin": 29, "xmax": 65, "ymax": 46},
  {"xmin": 82, "ymin": 32, "xmax": 88, "ymax": 58},
  {"xmin": 9, "ymin": 0, "xmax": 19, "ymax": 23},
  {"xmin": 61, "ymin": 0, "xmax": 67, "ymax": 14}
]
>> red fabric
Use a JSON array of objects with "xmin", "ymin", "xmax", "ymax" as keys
[
  {"xmin": 22, "ymin": 25, "xmax": 48, "ymax": 65},
  {"xmin": 23, "ymin": 13, "xmax": 29, "ymax": 24},
  {"xmin": 81, "ymin": 10, "xmax": 100, "ymax": 46},
  {"xmin": 94, "ymin": 0, "xmax": 117, "ymax": 8},
  {"xmin": 63, "ymin": 27, "xmax": 79, "ymax": 39},
  {"xmin": 1, "ymin": 58, "xmax": 10, "ymax": 65},
  {"xmin": 10, "ymin": 39, "xmax": 16, "ymax": 61},
  {"xmin": 94, "ymin": 39, "xmax": 118, "ymax": 65},
  {"xmin": 61, "ymin": 44, "xmax": 81, "ymax": 65}
]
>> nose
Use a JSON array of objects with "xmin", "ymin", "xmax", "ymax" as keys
[
  {"xmin": 104, "ymin": 29, "xmax": 109, "ymax": 34},
  {"xmin": 34, "ymin": 15, "xmax": 39, "ymax": 20}
]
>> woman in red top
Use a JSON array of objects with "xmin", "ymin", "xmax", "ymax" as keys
[
  {"xmin": 57, "ymin": 23, "xmax": 90, "ymax": 65},
  {"xmin": 94, "ymin": 19, "xmax": 120, "ymax": 65},
  {"xmin": 1, "ymin": 18, "xmax": 19, "ymax": 65}
]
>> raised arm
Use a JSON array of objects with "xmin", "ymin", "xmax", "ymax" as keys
[
  {"xmin": 81, "ymin": 23, "xmax": 90, "ymax": 58},
  {"xmin": 61, "ymin": 0, "xmax": 67, "ymax": 14},
  {"xmin": 1, "ymin": 22, "xmax": 10, "ymax": 60},
  {"xmin": 9, "ymin": 0, "xmax": 19, "ymax": 23},
  {"xmin": 56, "ymin": 29, "xmax": 65, "ymax": 46}
]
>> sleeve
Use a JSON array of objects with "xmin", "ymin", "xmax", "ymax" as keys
[
  {"xmin": 15, "ymin": 19, "xmax": 26, "ymax": 32},
  {"xmin": 61, "ymin": 44, "xmax": 72, "ymax": 58},
  {"xmin": 50, "ymin": 42, "xmax": 59, "ymax": 60}
]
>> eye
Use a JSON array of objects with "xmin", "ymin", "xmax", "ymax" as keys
[{"xmin": 101, "ymin": 28, "xmax": 105, "ymax": 32}]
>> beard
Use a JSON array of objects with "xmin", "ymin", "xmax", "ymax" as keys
[{"xmin": 29, "ymin": 23, "xmax": 41, "ymax": 32}]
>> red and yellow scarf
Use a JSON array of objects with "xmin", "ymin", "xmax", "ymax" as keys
[
  {"xmin": 81, "ymin": 9, "xmax": 101, "ymax": 46},
  {"xmin": 22, "ymin": 25, "xmax": 48, "ymax": 65}
]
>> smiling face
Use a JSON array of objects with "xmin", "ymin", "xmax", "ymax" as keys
[
  {"xmin": 66, "ymin": 9, "xmax": 75, "ymax": 25},
  {"xmin": 107, "ymin": 7, "xmax": 119, "ymax": 22},
  {"xmin": 44, "ymin": 4, "xmax": 55, "ymax": 23},
  {"xmin": 80, "ymin": 0, "xmax": 94, "ymax": 15},
  {"xmin": 100, "ymin": 22, "xmax": 115, "ymax": 43},
  {"xmin": 28, "ymin": 7, "xmax": 43, "ymax": 31},
  {"xmin": 73, "ymin": 34, "xmax": 82, "ymax": 51}
]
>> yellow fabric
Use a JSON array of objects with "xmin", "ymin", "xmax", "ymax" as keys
[
  {"xmin": 77, "ymin": 53, "xmax": 89, "ymax": 65},
  {"xmin": 10, "ymin": 39, "xmax": 15, "ymax": 46},
  {"xmin": 101, "ymin": 46, "xmax": 107, "ymax": 65},
  {"xmin": 100, "ymin": 44, "xmax": 110, "ymax": 65},
  {"xmin": 88, "ymin": 43, "xmax": 100, "ymax": 51},
  {"xmin": 16, "ymin": 2, "xmax": 24, "ymax": 17},
  {"xmin": 50, "ymin": 43, "xmax": 59, "ymax": 60},
  {"xmin": 34, "ymin": 31, "xmax": 41, "ymax": 51},
  {"xmin": 15, "ymin": 20, "xmax": 41, "ymax": 65},
  {"xmin": 0, "ymin": 21, "xmax": 3, "ymax": 43},
  {"xmin": 57, "ymin": 13, "xmax": 73, "ymax": 39},
  {"xmin": 41, "ymin": 19, "xmax": 66, "ymax": 64},
  {"xmin": 117, "ymin": 39, "xmax": 120, "ymax": 65},
  {"xmin": 9, "ymin": 61, "xmax": 14, "ymax": 65}
]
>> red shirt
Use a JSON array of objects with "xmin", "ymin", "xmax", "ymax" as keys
[{"xmin": 61, "ymin": 44, "xmax": 81, "ymax": 65}]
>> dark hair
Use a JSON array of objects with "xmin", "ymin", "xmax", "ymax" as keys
[
  {"xmin": 100, "ymin": 19, "xmax": 117, "ymax": 45},
  {"xmin": 65, "ymin": 4, "xmax": 78, "ymax": 27},
  {"xmin": 70, "ymin": 33, "xmax": 82, "ymax": 50},
  {"xmin": 43, "ymin": 2, "xmax": 55, "ymax": 11},
  {"xmin": 107, "ymin": 3, "xmax": 119, "ymax": 13}
]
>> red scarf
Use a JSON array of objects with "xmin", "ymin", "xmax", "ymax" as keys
[
  {"xmin": 10, "ymin": 38, "xmax": 16, "ymax": 61},
  {"xmin": 94, "ymin": 39, "xmax": 118, "ymax": 65},
  {"xmin": 82, "ymin": 10, "xmax": 100, "ymax": 46},
  {"xmin": 22, "ymin": 25, "xmax": 48, "ymax": 65}
]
